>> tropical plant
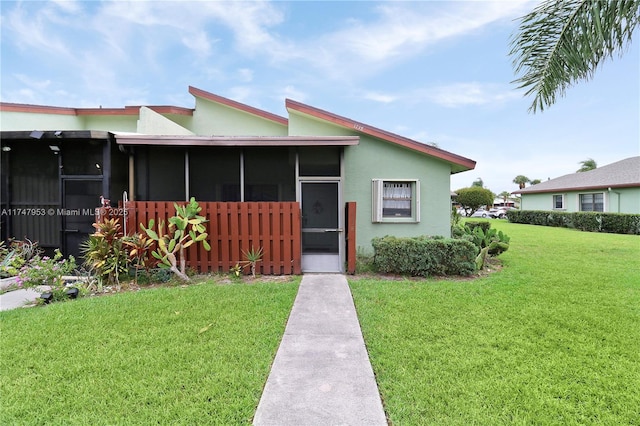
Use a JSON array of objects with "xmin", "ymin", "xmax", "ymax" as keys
[
  {"xmin": 454, "ymin": 187, "xmax": 494, "ymax": 216},
  {"xmin": 460, "ymin": 225, "xmax": 511, "ymax": 270},
  {"xmin": 577, "ymin": 158, "xmax": 598, "ymax": 172},
  {"xmin": 81, "ymin": 218, "xmax": 128, "ymax": 290},
  {"xmin": 0, "ymin": 246, "xmax": 20, "ymax": 278},
  {"xmin": 510, "ymin": 0, "xmax": 640, "ymax": 112},
  {"xmin": 530, "ymin": 179, "xmax": 542, "ymax": 185},
  {"xmin": 141, "ymin": 198, "xmax": 210, "ymax": 281},
  {"xmin": 0, "ymin": 239, "xmax": 41, "ymax": 278},
  {"xmin": 513, "ymin": 175, "xmax": 530, "ymax": 189},
  {"xmin": 241, "ymin": 246, "xmax": 264, "ymax": 278},
  {"xmin": 122, "ymin": 233, "xmax": 156, "ymax": 285},
  {"xmin": 451, "ymin": 205, "xmax": 463, "ymax": 230},
  {"xmin": 17, "ymin": 249, "xmax": 77, "ymax": 290},
  {"xmin": 230, "ymin": 263, "xmax": 243, "ymax": 278},
  {"xmin": 472, "ymin": 178, "xmax": 484, "ymax": 188}
]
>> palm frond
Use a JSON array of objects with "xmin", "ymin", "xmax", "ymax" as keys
[{"xmin": 510, "ymin": 0, "xmax": 640, "ymax": 113}]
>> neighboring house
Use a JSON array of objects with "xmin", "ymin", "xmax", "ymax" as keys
[
  {"xmin": 492, "ymin": 197, "xmax": 518, "ymax": 208},
  {"xmin": 512, "ymin": 156, "xmax": 640, "ymax": 214},
  {"xmin": 0, "ymin": 86, "xmax": 476, "ymax": 273}
]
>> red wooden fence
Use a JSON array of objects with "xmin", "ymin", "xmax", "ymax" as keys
[
  {"xmin": 100, "ymin": 201, "xmax": 301, "ymax": 275},
  {"xmin": 345, "ymin": 202, "xmax": 356, "ymax": 274}
]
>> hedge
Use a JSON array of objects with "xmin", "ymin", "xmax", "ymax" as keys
[
  {"xmin": 371, "ymin": 236, "xmax": 478, "ymax": 277},
  {"xmin": 506, "ymin": 210, "xmax": 640, "ymax": 235},
  {"xmin": 465, "ymin": 221, "xmax": 491, "ymax": 233}
]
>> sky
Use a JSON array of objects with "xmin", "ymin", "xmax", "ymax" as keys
[{"xmin": 1, "ymin": 0, "xmax": 638, "ymax": 195}]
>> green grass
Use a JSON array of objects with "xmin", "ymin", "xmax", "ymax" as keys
[
  {"xmin": 0, "ymin": 279, "xmax": 299, "ymax": 425},
  {"xmin": 350, "ymin": 222, "xmax": 640, "ymax": 425}
]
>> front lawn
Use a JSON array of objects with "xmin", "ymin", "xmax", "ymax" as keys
[
  {"xmin": 0, "ymin": 279, "xmax": 299, "ymax": 425},
  {"xmin": 351, "ymin": 222, "xmax": 640, "ymax": 425}
]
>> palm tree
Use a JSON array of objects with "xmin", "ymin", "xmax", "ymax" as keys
[
  {"xmin": 499, "ymin": 191, "xmax": 511, "ymax": 206},
  {"xmin": 513, "ymin": 175, "xmax": 530, "ymax": 190},
  {"xmin": 530, "ymin": 179, "xmax": 542, "ymax": 185},
  {"xmin": 577, "ymin": 158, "xmax": 597, "ymax": 172},
  {"xmin": 510, "ymin": 0, "xmax": 640, "ymax": 112}
]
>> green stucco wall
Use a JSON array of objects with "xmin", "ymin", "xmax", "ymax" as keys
[
  {"xmin": 520, "ymin": 188, "xmax": 640, "ymax": 213},
  {"xmin": 191, "ymin": 98, "xmax": 287, "ymax": 136},
  {"xmin": 289, "ymin": 112, "xmax": 454, "ymax": 253},
  {"xmin": 1, "ymin": 111, "xmax": 85, "ymax": 131},
  {"xmin": 0, "ymin": 110, "xmax": 139, "ymax": 133},
  {"xmin": 344, "ymin": 138, "xmax": 453, "ymax": 253},
  {"xmin": 82, "ymin": 115, "xmax": 138, "ymax": 132}
]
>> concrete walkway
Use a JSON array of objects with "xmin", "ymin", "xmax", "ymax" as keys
[
  {"xmin": 253, "ymin": 274, "xmax": 387, "ymax": 425},
  {"xmin": 0, "ymin": 288, "xmax": 40, "ymax": 311}
]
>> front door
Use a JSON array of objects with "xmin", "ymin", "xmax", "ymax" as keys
[
  {"xmin": 62, "ymin": 178, "xmax": 102, "ymax": 261},
  {"xmin": 301, "ymin": 181, "xmax": 342, "ymax": 272}
]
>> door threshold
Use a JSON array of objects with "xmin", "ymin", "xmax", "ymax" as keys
[{"xmin": 301, "ymin": 254, "xmax": 342, "ymax": 273}]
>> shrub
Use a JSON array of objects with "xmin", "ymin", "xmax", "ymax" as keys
[
  {"xmin": 0, "ymin": 239, "xmax": 41, "ymax": 278},
  {"xmin": 507, "ymin": 210, "xmax": 640, "ymax": 235},
  {"xmin": 372, "ymin": 236, "xmax": 478, "ymax": 277},
  {"xmin": 81, "ymin": 218, "xmax": 128, "ymax": 289},
  {"xmin": 355, "ymin": 247, "xmax": 377, "ymax": 274},
  {"xmin": 465, "ymin": 221, "xmax": 491, "ymax": 233},
  {"xmin": 17, "ymin": 249, "xmax": 76, "ymax": 289}
]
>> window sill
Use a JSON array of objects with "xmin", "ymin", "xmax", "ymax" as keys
[{"xmin": 374, "ymin": 218, "xmax": 420, "ymax": 224}]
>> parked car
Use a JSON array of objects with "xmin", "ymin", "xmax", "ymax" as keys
[
  {"xmin": 488, "ymin": 208, "xmax": 505, "ymax": 219},
  {"xmin": 489, "ymin": 207, "xmax": 516, "ymax": 219},
  {"xmin": 470, "ymin": 208, "xmax": 489, "ymax": 218}
]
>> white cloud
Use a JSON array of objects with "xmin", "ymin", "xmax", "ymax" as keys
[
  {"xmin": 363, "ymin": 91, "xmax": 397, "ymax": 103},
  {"xmin": 0, "ymin": 0, "xmax": 535, "ymax": 108},
  {"xmin": 181, "ymin": 31, "xmax": 213, "ymax": 57},
  {"xmin": 237, "ymin": 68, "xmax": 254, "ymax": 83},
  {"xmin": 14, "ymin": 74, "xmax": 52, "ymax": 91},
  {"xmin": 4, "ymin": 3, "xmax": 72, "ymax": 56},
  {"xmin": 227, "ymin": 86, "xmax": 255, "ymax": 104},
  {"xmin": 290, "ymin": 1, "xmax": 534, "ymax": 78},
  {"xmin": 279, "ymin": 85, "xmax": 307, "ymax": 102},
  {"xmin": 49, "ymin": 0, "xmax": 82, "ymax": 14},
  {"xmin": 424, "ymin": 83, "xmax": 521, "ymax": 107}
]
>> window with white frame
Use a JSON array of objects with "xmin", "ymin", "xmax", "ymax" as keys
[
  {"xmin": 580, "ymin": 193, "xmax": 604, "ymax": 212},
  {"xmin": 372, "ymin": 179, "xmax": 420, "ymax": 222},
  {"xmin": 553, "ymin": 194, "xmax": 564, "ymax": 210}
]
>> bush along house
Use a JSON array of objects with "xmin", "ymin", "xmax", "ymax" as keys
[{"xmin": 0, "ymin": 86, "xmax": 476, "ymax": 274}]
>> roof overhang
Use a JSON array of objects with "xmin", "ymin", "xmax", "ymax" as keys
[
  {"xmin": 114, "ymin": 134, "xmax": 359, "ymax": 147},
  {"xmin": 0, "ymin": 130, "xmax": 110, "ymax": 140},
  {"xmin": 513, "ymin": 183, "xmax": 640, "ymax": 194},
  {"xmin": 0, "ymin": 102, "xmax": 193, "ymax": 116},
  {"xmin": 285, "ymin": 99, "xmax": 476, "ymax": 174}
]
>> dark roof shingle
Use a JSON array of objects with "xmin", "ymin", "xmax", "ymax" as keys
[{"xmin": 514, "ymin": 156, "xmax": 640, "ymax": 194}]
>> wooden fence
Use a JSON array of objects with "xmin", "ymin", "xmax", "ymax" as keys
[
  {"xmin": 98, "ymin": 200, "xmax": 358, "ymax": 275},
  {"xmin": 99, "ymin": 201, "xmax": 302, "ymax": 275},
  {"xmin": 345, "ymin": 202, "xmax": 356, "ymax": 275}
]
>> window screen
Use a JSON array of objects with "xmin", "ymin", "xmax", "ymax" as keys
[{"xmin": 372, "ymin": 179, "xmax": 420, "ymax": 222}]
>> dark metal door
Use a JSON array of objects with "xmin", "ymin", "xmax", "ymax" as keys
[
  {"xmin": 62, "ymin": 179, "xmax": 102, "ymax": 260},
  {"xmin": 301, "ymin": 181, "xmax": 342, "ymax": 272}
]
